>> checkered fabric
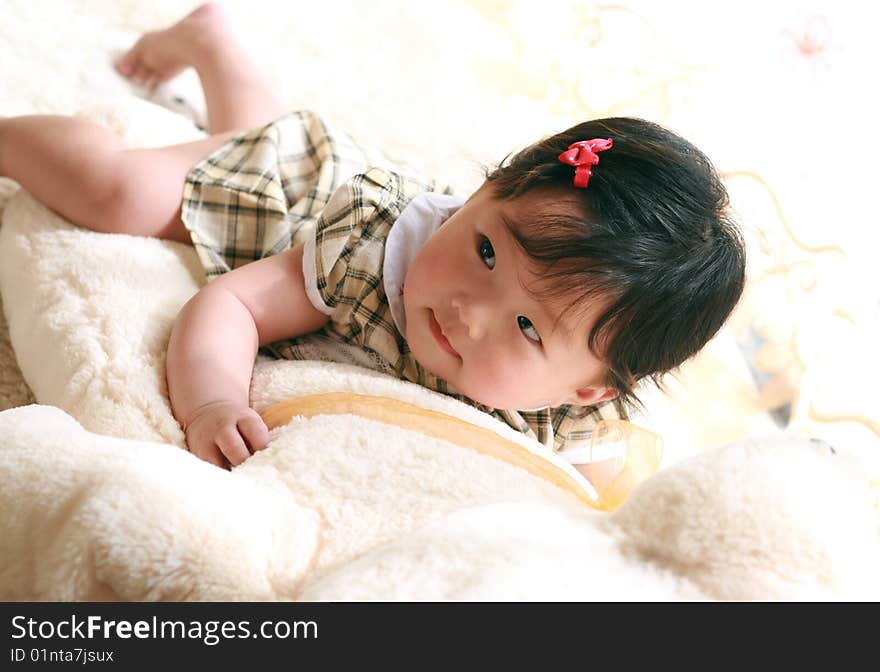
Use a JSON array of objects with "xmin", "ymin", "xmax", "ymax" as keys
[
  {"xmin": 182, "ymin": 109, "xmax": 398, "ymax": 276},
  {"xmin": 181, "ymin": 110, "xmax": 619, "ymax": 454}
]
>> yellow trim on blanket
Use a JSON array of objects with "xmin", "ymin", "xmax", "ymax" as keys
[{"xmin": 260, "ymin": 392, "xmax": 603, "ymax": 509}]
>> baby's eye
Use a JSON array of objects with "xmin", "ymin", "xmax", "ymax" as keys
[
  {"xmin": 517, "ymin": 316, "xmax": 541, "ymax": 343},
  {"xmin": 478, "ymin": 236, "xmax": 496, "ymax": 270}
]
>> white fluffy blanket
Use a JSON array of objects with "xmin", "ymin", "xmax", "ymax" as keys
[{"xmin": 2, "ymin": 393, "xmax": 879, "ymax": 600}]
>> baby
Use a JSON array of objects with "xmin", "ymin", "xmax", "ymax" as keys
[{"xmin": 0, "ymin": 4, "xmax": 745, "ymax": 473}]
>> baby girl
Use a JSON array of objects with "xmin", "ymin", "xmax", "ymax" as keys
[{"xmin": 0, "ymin": 4, "xmax": 745, "ymax": 473}]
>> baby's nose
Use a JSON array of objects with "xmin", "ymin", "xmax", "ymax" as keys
[{"xmin": 451, "ymin": 296, "xmax": 488, "ymax": 340}]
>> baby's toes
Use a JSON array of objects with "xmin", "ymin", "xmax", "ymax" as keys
[
  {"xmin": 141, "ymin": 72, "xmax": 160, "ymax": 89},
  {"xmin": 114, "ymin": 47, "xmax": 141, "ymax": 78},
  {"xmin": 131, "ymin": 64, "xmax": 155, "ymax": 86},
  {"xmin": 114, "ymin": 57, "xmax": 133, "ymax": 78}
]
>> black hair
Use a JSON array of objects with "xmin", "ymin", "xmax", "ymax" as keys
[{"xmin": 484, "ymin": 117, "xmax": 746, "ymax": 416}]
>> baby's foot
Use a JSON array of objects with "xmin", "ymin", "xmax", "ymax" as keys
[{"xmin": 114, "ymin": 2, "xmax": 232, "ymax": 88}]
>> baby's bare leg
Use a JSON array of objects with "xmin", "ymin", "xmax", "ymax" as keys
[
  {"xmin": 0, "ymin": 115, "xmax": 234, "ymax": 243},
  {"xmin": 116, "ymin": 2, "xmax": 285, "ymax": 134},
  {"xmin": 0, "ymin": 4, "xmax": 286, "ymax": 243}
]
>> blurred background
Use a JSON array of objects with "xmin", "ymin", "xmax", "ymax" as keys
[{"xmin": 1, "ymin": 0, "xmax": 877, "ymax": 463}]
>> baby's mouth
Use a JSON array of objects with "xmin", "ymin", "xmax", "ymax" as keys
[{"xmin": 428, "ymin": 310, "xmax": 460, "ymax": 358}]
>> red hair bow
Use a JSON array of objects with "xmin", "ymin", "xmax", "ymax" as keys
[{"xmin": 558, "ymin": 138, "xmax": 614, "ymax": 188}]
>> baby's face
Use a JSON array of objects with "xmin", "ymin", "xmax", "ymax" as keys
[{"xmin": 402, "ymin": 184, "xmax": 616, "ymax": 411}]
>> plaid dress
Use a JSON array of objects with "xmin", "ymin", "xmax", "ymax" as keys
[{"xmin": 181, "ymin": 110, "xmax": 619, "ymax": 456}]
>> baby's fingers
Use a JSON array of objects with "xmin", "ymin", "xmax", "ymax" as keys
[
  {"xmin": 188, "ymin": 438, "xmax": 229, "ymax": 470},
  {"xmin": 238, "ymin": 414, "xmax": 271, "ymax": 453},
  {"xmin": 215, "ymin": 425, "xmax": 251, "ymax": 467}
]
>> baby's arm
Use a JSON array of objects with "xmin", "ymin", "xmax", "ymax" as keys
[{"xmin": 166, "ymin": 244, "xmax": 329, "ymax": 468}]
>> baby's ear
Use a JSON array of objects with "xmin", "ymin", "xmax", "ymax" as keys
[{"xmin": 571, "ymin": 387, "xmax": 618, "ymax": 406}]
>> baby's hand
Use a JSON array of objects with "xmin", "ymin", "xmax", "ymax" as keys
[{"xmin": 183, "ymin": 401, "xmax": 271, "ymax": 469}]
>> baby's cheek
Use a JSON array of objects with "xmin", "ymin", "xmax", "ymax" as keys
[
  {"xmin": 406, "ymin": 248, "xmax": 438, "ymax": 291},
  {"xmin": 467, "ymin": 349, "xmax": 524, "ymax": 406},
  {"xmin": 420, "ymin": 246, "xmax": 449, "ymax": 274}
]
